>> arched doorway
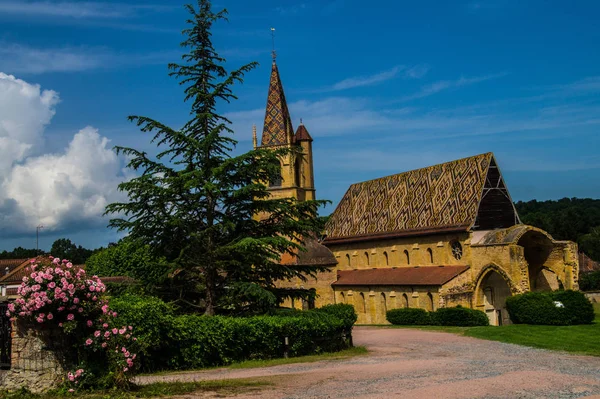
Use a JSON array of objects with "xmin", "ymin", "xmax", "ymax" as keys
[
  {"xmin": 476, "ymin": 269, "xmax": 512, "ymax": 326},
  {"xmin": 517, "ymin": 230, "xmax": 554, "ymax": 291}
]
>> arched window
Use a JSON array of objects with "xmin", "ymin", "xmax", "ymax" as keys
[
  {"xmin": 346, "ymin": 254, "xmax": 351, "ymax": 268},
  {"xmin": 380, "ymin": 292, "xmax": 387, "ymax": 315},
  {"xmin": 383, "ymin": 251, "xmax": 389, "ymax": 266},
  {"xmin": 404, "ymin": 250, "xmax": 410, "ymax": 265},
  {"xmin": 402, "ymin": 293, "xmax": 409, "ymax": 308},
  {"xmin": 308, "ymin": 288, "xmax": 316, "ymax": 310},
  {"xmin": 427, "ymin": 248, "xmax": 433, "ymax": 264},
  {"xmin": 294, "ymin": 157, "xmax": 301, "ymax": 187},
  {"xmin": 359, "ymin": 292, "xmax": 366, "ymax": 313},
  {"xmin": 427, "ymin": 292, "xmax": 434, "ymax": 311},
  {"xmin": 364, "ymin": 252, "xmax": 370, "ymax": 266},
  {"xmin": 269, "ymin": 160, "xmax": 282, "ymax": 187},
  {"xmin": 340, "ymin": 292, "xmax": 346, "ymax": 304}
]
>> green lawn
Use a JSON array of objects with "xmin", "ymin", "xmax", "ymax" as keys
[
  {"xmin": 394, "ymin": 303, "xmax": 600, "ymax": 357},
  {"xmin": 0, "ymin": 379, "xmax": 271, "ymax": 399}
]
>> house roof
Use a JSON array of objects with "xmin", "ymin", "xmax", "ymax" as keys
[
  {"xmin": 280, "ymin": 236, "xmax": 337, "ymax": 267},
  {"xmin": 324, "ymin": 152, "xmax": 519, "ymax": 243},
  {"xmin": 0, "ymin": 259, "xmax": 28, "ymax": 276},
  {"xmin": 261, "ymin": 61, "xmax": 294, "ymax": 147},
  {"xmin": 0, "ymin": 258, "xmax": 33, "ymax": 284},
  {"xmin": 332, "ymin": 265, "xmax": 470, "ymax": 286}
]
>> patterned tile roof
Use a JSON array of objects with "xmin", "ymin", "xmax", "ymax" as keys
[
  {"xmin": 261, "ymin": 61, "xmax": 294, "ymax": 147},
  {"xmin": 332, "ymin": 266, "xmax": 470, "ymax": 286},
  {"xmin": 324, "ymin": 153, "xmax": 494, "ymax": 242}
]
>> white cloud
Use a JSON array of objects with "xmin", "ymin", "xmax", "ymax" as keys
[
  {"xmin": 0, "ymin": 73, "xmax": 59, "ymax": 175},
  {"xmin": 0, "ymin": 1, "xmax": 170, "ymax": 19},
  {"xmin": 402, "ymin": 72, "xmax": 507, "ymax": 101},
  {"xmin": 0, "ymin": 43, "xmax": 178, "ymax": 74},
  {"xmin": 0, "ymin": 73, "xmax": 126, "ymax": 234},
  {"xmin": 329, "ymin": 64, "xmax": 429, "ymax": 91}
]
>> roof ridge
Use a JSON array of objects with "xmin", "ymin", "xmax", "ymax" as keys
[{"xmin": 348, "ymin": 152, "xmax": 493, "ymax": 187}]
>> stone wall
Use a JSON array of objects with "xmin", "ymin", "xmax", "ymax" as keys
[{"xmin": 1, "ymin": 322, "xmax": 64, "ymax": 393}]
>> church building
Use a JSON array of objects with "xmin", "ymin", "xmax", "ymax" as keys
[{"xmin": 256, "ymin": 57, "xmax": 580, "ymax": 326}]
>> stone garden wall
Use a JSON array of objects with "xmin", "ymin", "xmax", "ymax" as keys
[{"xmin": 0, "ymin": 322, "xmax": 64, "ymax": 392}]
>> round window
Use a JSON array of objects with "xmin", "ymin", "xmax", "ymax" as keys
[{"xmin": 451, "ymin": 241, "xmax": 463, "ymax": 260}]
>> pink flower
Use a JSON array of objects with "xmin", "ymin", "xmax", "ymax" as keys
[
  {"xmin": 104, "ymin": 331, "xmax": 110, "ymax": 338},
  {"xmin": 102, "ymin": 323, "xmax": 108, "ymax": 328},
  {"xmin": 85, "ymin": 338, "xmax": 93, "ymax": 346},
  {"xmin": 94, "ymin": 331, "xmax": 101, "ymax": 338},
  {"xmin": 86, "ymin": 320, "xmax": 93, "ymax": 327},
  {"xmin": 101, "ymin": 305, "xmax": 109, "ymax": 314},
  {"xmin": 67, "ymin": 314, "xmax": 74, "ymax": 321},
  {"xmin": 47, "ymin": 313, "xmax": 54, "ymax": 320},
  {"xmin": 101, "ymin": 342, "xmax": 107, "ymax": 348},
  {"xmin": 89, "ymin": 285, "xmax": 96, "ymax": 292},
  {"xmin": 68, "ymin": 389, "xmax": 74, "ymax": 393},
  {"xmin": 128, "ymin": 326, "xmax": 133, "ymax": 331},
  {"xmin": 73, "ymin": 298, "xmax": 79, "ymax": 304},
  {"xmin": 119, "ymin": 328, "xmax": 126, "ymax": 335},
  {"xmin": 112, "ymin": 328, "xmax": 118, "ymax": 335},
  {"xmin": 123, "ymin": 367, "xmax": 128, "ymax": 372}
]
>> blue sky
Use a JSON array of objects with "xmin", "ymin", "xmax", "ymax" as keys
[{"xmin": 0, "ymin": 0, "xmax": 599, "ymax": 250}]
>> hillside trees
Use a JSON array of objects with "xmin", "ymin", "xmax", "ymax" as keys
[
  {"xmin": 105, "ymin": 0, "xmax": 329, "ymax": 315},
  {"xmin": 515, "ymin": 198, "xmax": 600, "ymax": 260}
]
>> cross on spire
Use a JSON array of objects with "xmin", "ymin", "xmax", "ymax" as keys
[{"xmin": 271, "ymin": 27, "xmax": 276, "ymax": 62}]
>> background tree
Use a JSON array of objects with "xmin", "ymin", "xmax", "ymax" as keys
[
  {"xmin": 50, "ymin": 238, "xmax": 95, "ymax": 264},
  {"xmin": 0, "ymin": 247, "xmax": 43, "ymax": 259},
  {"xmin": 106, "ymin": 0, "xmax": 330, "ymax": 315},
  {"xmin": 515, "ymin": 198, "xmax": 600, "ymax": 260}
]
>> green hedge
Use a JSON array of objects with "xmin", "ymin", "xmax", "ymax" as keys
[
  {"xmin": 386, "ymin": 308, "xmax": 432, "ymax": 325},
  {"xmin": 506, "ymin": 290, "xmax": 594, "ymax": 325},
  {"xmin": 579, "ymin": 271, "xmax": 600, "ymax": 291},
  {"xmin": 112, "ymin": 296, "xmax": 356, "ymax": 371},
  {"xmin": 386, "ymin": 306, "xmax": 488, "ymax": 326},
  {"xmin": 432, "ymin": 306, "xmax": 489, "ymax": 326}
]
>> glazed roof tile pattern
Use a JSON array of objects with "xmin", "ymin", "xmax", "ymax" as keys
[
  {"xmin": 332, "ymin": 265, "xmax": 469, "ymax": 286},
  {"xmin": 261, "ymin": 62, "xmax": 294, "ymax": 147},
  {"xmin": 324, "ymin": 153, "xmax": 494, "ymax": 241},
  {"xmin": 294, "ymin": 124, "xmax": 313, "ymax": 142}
]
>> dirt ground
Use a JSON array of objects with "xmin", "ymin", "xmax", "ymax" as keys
[{"xmin": 137, "ymin": 326, "xmax": 600, "ymax": 398}]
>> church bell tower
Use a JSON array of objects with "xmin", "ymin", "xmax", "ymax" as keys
[{"xmin": 254, "ymin": 55, "xmax": 316, "ymax": 201}]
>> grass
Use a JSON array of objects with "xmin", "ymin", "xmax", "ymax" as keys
[
  {"xmin": 142, "ymin": 346, "xmax": 368, "ymax": 376},
  {"xmin": 0, "ymin": 379, "xmax": 271, "ymax": 399},
  {"xmin": 388, "ymin": 302, "xmax": 600, "ymax": 357},
  {"xmin": 229, "ymin": 346, "xmax": 368, "ymax": 369}
]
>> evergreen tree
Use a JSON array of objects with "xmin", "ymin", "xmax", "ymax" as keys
[{"xmin": 106, "ymin": 0, "xmax": 330, "ymax": 315}]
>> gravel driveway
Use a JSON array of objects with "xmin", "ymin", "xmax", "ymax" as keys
[{"xmin": 137, "ymin": 326, "xmax": 600, "ymax": 398}]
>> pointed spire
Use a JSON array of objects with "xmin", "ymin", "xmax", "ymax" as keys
[
  {"xmin": 295, "ymin": 119, "xmax": 313, "ymax": 142},
  {"xmin": 252, "ymin": 124, "xmax": 257, "ymax": 149},
  {"xmin": 261, "ymin": 61, "xmax": 294, "ymax": 146}
]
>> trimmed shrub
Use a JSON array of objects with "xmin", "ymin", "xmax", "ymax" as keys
[
  {"xmin": 314, "ymin": 304, "xmax": 357, "ymax": 330},
  {"xmin": 111, "ymin": 295, "xmax": 175, "ymax": 371},
  {"xmin": 432, "ymin": 306, "xmax": 489, "ymax": 326},
  {"xmin": 386, "ymin": 308, "xmax": 431, "ymax": 325},
  {"xmin": 506, "ymin": 290, "xmax": 594, "ymax": 325},
  {"xmin": 550, "ymin": 290, "xmax": 594, "ymax": 324},
  {"xmin": 112, "ymin": 300, "xmax": 355, "ymax": 371}
]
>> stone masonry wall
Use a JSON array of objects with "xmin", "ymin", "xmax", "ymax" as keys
[{"xmin": 1, "ymin": 322, "xmax": 64, "ymax": 393}]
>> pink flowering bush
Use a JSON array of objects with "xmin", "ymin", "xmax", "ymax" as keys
[{"xmin": 5, "ymin": 256, "xmax": 139, "ymax": 389}]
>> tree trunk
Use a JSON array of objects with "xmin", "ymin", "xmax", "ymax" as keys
[{"xmin": 204, "ymin": 269, "xmax": 216, "ymax": 316}]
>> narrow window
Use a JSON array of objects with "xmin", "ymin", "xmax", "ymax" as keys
[
  {"xmin": 294, "ymin": 157, "xmax": 301, "ymax": 187},
  {"xmin": 383, "ymin": 251, "xmax": 389, "ymax": 266},
  {"xmin": 359, "ymin": 293, "xmax": 366, "ymax": 313},
  {"xmin": 402, "ymin": 293, "xmax": 409, "ymax": 308},
  {"xmin": 427, "ymin": 292, "xmax": 434, "ymax": 311},
  {"xmin": 427, "ymin": 248, "xmax": 433, "ymax": 264},
  {"xmin": 346, "ymin": 254, "xmax": 351, "ymax": 268},
  {"xmin": 340, "ymin": 292, "xmax": 346, "ymax": 304},
  {"xmin": 404, "ymin": 250, "xmax": 410, "ymax": 265},
  {"xmin": 269, "ymin": 160, "xmax": 282, "ymax": 187},
  {"xmin": 380, "ymin": 292, "xmax": 387, "ymax": 314},
  {"xmin": 364, "ymin": 251, "xmax": 370, "ymax": 266}
]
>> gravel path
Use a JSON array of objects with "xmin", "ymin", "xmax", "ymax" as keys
[{"xmin": 137, "ymin": 327, "xmax": 600, "ymax": 398}]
